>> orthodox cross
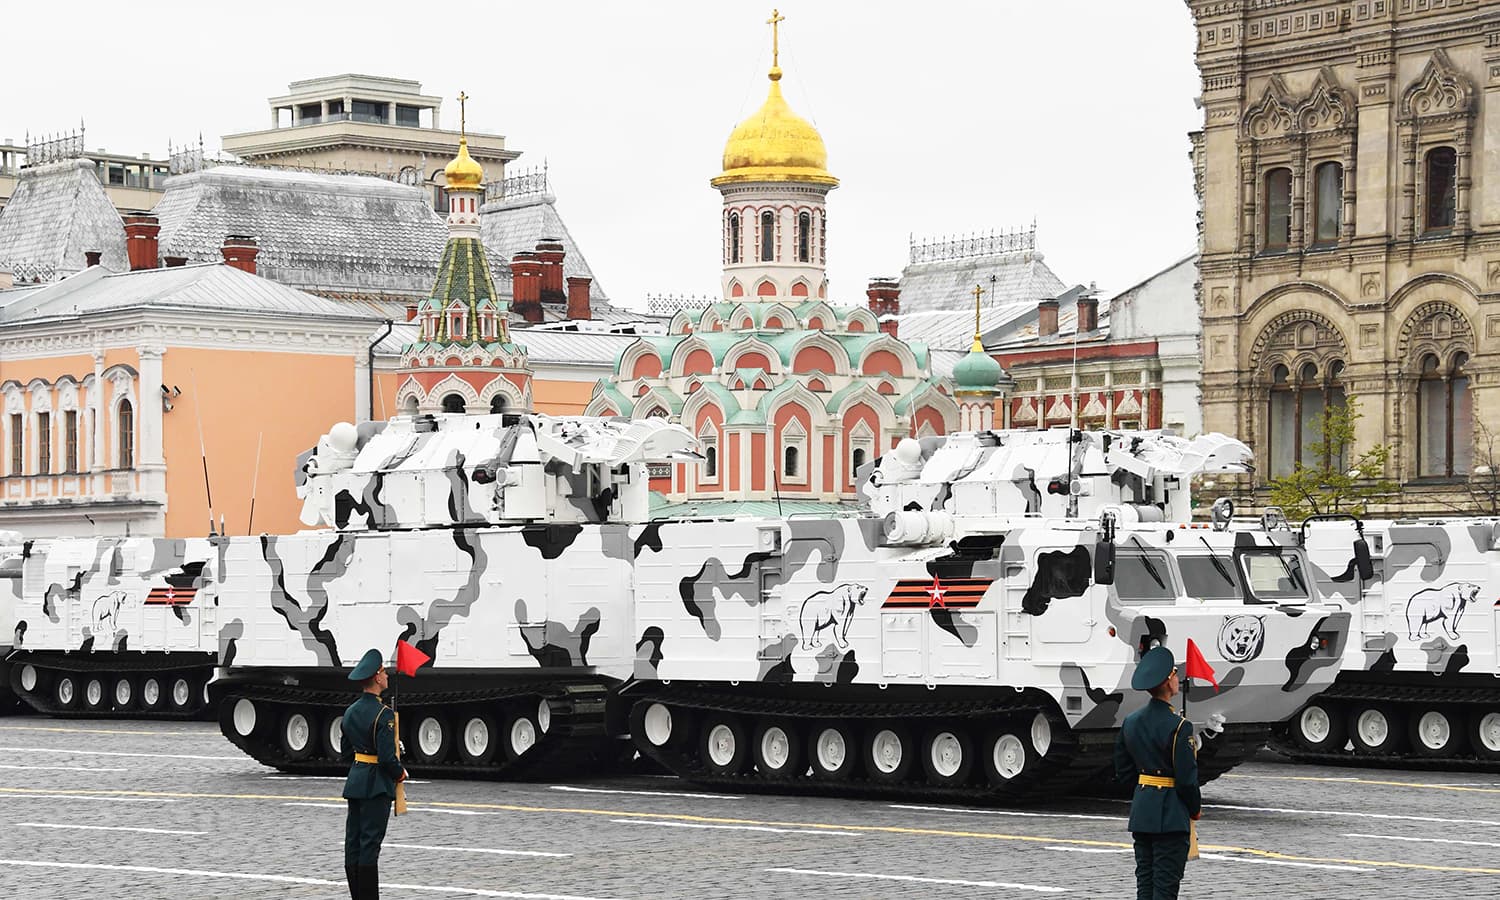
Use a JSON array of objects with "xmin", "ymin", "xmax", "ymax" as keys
[
  {"xmin": 971, "ymin": 284, "xmax": 986, "ymax": 347},
  {"xmin": 457, "ymin": 91, "xmax": 468, "ymax": 138},
  {"xmin": 767, "ymin": 9, "xmax": 785, "ymax": 67}
]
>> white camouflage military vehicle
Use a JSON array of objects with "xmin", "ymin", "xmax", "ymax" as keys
[
  {"xmin": 1276, "ymin": 515, "xmax": 1500, "ymax": 766},
  {"xmin": 1, "ymin": 531, "xmax": 23, "ymax": 712},
  {"xmin": 5, "ymin": 534, "xmax": 220, "ymax": 718},
  {"xmin": 622, "ymin": 429, "xmax": 1353, "ymax": 800}
]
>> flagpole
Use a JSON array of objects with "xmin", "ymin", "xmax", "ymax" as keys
[{"xmin": 390, "ymin": 645, "xmax": 399, "ymax": 817}]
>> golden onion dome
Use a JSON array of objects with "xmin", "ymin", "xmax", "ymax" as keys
[
  {"xmin": 443, "ymin": 138, "xmax": 485, "ymax": 191},
  {"xmin": 712, "ymin": 67, "xmax": 837, "ymax": 188}
]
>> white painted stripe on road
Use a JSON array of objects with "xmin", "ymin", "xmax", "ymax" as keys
[
  {"xmin": 17, "ymin": 822, "xmax": 207, "ymax": 836},
  {"xmin": 550, "ymin": 785, "xmax": 741, "ymax": 800},
  {"xmin": 0, "ymin": 745, "xmax": 243, "ymax": 762},
  {"xmin": 282, "ymin": 802, "xmax": 348, "ymax": 810},
  {"xmin": 1199, "ymin": 853, "xmax": 1372, "ymax": 872},
  {"xmin": 1203, "ymin": 802, "xmax": 1500, "ymax": 829},
  {"xmin": 1044, "ymin": 846, "xmax": 1132, "ymax": 854},
  {"xmin": 612, "ymin": 818, "xmax": 858, "ymax": 837},
  {"xmin": 893, "ymin": 803, "xmax": 1124, "ymax": 822},
  {"xmin": 282, "ymin": 801, "xmax": 488, "ymax": 817},
  {"xmin": 1344, "ymin": 832, "xmax": 1500, "ymax": 849},
  {"xmin": 766, "ymin": 867, "xmax": 1067, "ymax": 893},
  {"xmin": 0, "ymin": 859, "xmax": 622, "ymax": 900},
  {"xmin": 387, "ymin": 843, "xmax": 571, "ymax": 858},
  {"xmin": 0, "ymin": 764, "xmax": 128, "ymax": 772},
  {"xmin": 1, "ymin": 794, "xmax": 178, "ymax": 804}
]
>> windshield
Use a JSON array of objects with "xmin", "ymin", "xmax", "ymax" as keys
[
  {"xmin": 1239, "ymin": 550, "xmax": 1311, "ymax": 601},
  {"xmin": 1178, "ymin": 556, "xmax": 1242, "ymax": 601},
  {"xmin": 1113, "ymin": 551, "xmax": 1176, "ymax": 605}
]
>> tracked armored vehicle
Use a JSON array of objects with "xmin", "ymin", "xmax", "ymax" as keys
[
  {"xmin": 1276, "ymin": 516, "xmax": 1500, "ymax": 766},
  {"xmin": 1, "ymin": 532, "xmax": 23, "ymax": 712},
  {"xmin": 6, "ymin": 535, "xmax": 220, "ymax": 718},
  {"xmin": 623, "ymin": 429, "xmax": 1354, "ymax": 801}
]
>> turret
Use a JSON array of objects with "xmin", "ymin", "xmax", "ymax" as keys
[
  {"xmin": 296, "ymin": 414, "xmax": 702, "ymax": 531},
  {"xmin": 864, "ymin": 428, "xmax": 1252, "ymax": 544}
]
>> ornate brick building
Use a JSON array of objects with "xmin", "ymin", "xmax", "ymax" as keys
[{"xmin": 1188, "ymin": 0, "xmax": 1500, "ymax": 511}]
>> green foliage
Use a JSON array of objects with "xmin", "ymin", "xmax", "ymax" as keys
[{"xmin": 1264, "ymin": 396, "xmax": 1396, "ymax": 520}]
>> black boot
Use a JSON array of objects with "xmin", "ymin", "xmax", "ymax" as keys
[
  {"xmin": 345, "ymin": 864, "xmax": 358, "ymax": 900},
  {"xmin": 357, "ymin": 863, "xmax": 379, "ymax": 900}
]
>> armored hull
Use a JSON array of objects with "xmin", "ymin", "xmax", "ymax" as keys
[
  {"xmin": 1276, "ymin": 517, "xmax": 1500, "ymax": 768},
  {"xmin": 6, "ymin": 537, "xmax": 218, "ymax": 718},
  {"xmin": 1, "ymin": 533, "xmax": 21, "ymax": 712}
]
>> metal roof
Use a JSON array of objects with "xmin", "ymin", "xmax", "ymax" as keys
[
  {"xmin": 0, "ymin": 159, "xmax": 127, "ymax": 278},
  {"xmin": 898, "ymin": 248, "xmax": 1068, "ymax": 316}
]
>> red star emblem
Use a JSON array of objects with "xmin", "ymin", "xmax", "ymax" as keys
[
  {"xmin": 926, "ymin": 577, "xmax": 947, "ymax": 609},
  {"xmin": 164, "ymin": 588, "xmax": 176, "ymax": 602}
]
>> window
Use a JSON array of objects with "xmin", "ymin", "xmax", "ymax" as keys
[
  {"xmin": 1240, "ymin": 551, "xmax": 1310, "ymax": 602},
  {"xmin": 64, "ymin": 410, "xmax": 78, "ymax": 472},
  {"xmin": 797, "ymin": 212, "xmax": 811, "ymax": 262},
  {"xmin": 705, "ymin": 445, "xmax": 718, "ymax": 479},
  {"xmin": 784, "ymin": 445, "xmax": 799, "ymax": 478},
  {"xmin": 1178, "ymin": 556, "xmax": 1242, "ymax": 602},
  {"xmin": 1418, "ymin": 352, "xmax": 1472, "ymax": 477},
  {"xmin": 1113, "ymin": 551, "xmax": 1177, "ymax": 605},
  {"xmin": 729, "ymin": 213, "xmax": 741, "ymax": 264},
  {"xmin": 851, "ymin": 447, "xmax": 867, "ymax": 473},
  {"xmin": 441, "ymin": 394, "xmax": 466, "ymax": 414},
  {"xmin": 760, "ymin": 211, "xmax": 775, "ymax": 262},
  {"xmin": 395, "ymin": 104, "xmax": 421, "ymax": 127},
  {"xmin": 1424, "ymin": 147, "xmax": 1457, "ymax": 233},
  {"xmin": 1312, "ymin": 162, "xmax": 1342, "ymax": 245},
  {"xmin": 1264, "ymin": 168, "xmax": 1292, "ymax": 250},
  {"xmin": 8, "ymin": 413, "xmax": 21, "ymax": 475},
  {"xmin": 489, "ymin": 395, "xmax": 507, "ymax": 414},
  {"xmin": 36, "ymin": 411, "xmax": 50, "ymax": 475},
  {"xmin": 1267, "ymin": 360, "xmax": 1344, "ymax": 477},
  {"xmin": 117, "ymin": 400, "xmax": 134, "ymax": 469}
]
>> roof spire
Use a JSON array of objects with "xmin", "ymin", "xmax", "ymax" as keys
[
  {"xmin": 457, "ymin": 90, "xmax": 468, "ymax": 141},
  {"xmin": 970, "ymin": 283, "xmax": 985, "ymax": 352},
  {"xmin": 766, "ymin": 8, "xmax": 785, "ymax": 80}
]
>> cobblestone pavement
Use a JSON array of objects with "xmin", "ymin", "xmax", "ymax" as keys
[{"xmin": 0, "ymin": 719, "xmax": 1496, "ymax": 899}]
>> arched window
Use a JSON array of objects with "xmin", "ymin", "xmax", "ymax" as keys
[
  {"xmin": 851, "ymin": 447, "xmax": 867, "ymax": 473},
  {"xmin": 8, "ymin": 413, "xmax": 21, "ymax": 476},
  {"xmin": 1267, "ymin": 360, "xmax": 1344, "ymax": 476},
  {"xmin": 1418, "ymin": 352, "xmax": 1472, "ymax": 477},
  {"xmin": 402, "ymin": 395, "xmax": 419, "ymax": 417},
  {"xmin": 729, "ymin": 213, "xmax": 741, "ymax": 264},
  {"xmin": 760, "ymin": 210, "xmax": 775, "ymax": 262},
  {"xmin": 784, "ymin": 445, "xmax": 799, "ymax": 478},
  {"xmin": 489, "ymin": 395, "xmax": 507, "ymax": 414},
  {"xmin": 441, "ymin": 393, "xmax": 466, "ymax": 414},
  {"xmin": 797, "ymin": 212, "xmax": 811, "ymax": 262},
  {"xmin": 1313, "ymin": 162, "xmax": 1342, "ymax": 245},
  {"xmin": 117, "ymin": 399, "xmax": 134, "ymax": 469},
  {"xmin": 35, "ymin": 411, "xmax": 51, "ymax": 475},
  {"xmin": 1264, "ymin": 167, "xmax": 1292, "ymax": 250},
  {"xmin": 705, "ymin": 445, "xmax": 718, "ymax": 478},
  {"xmin": 1425, "ymin": 147, "xmax": 1457, "ymax": 233}
]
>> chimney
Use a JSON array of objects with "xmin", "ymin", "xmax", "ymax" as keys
[
  {"xmin": 122, "ymin": 214, "xmax": 160, "ymax": 271},
  {"xmin": 866, "ymin": 277, "xmax": 900, "ymax": 338},
  {"xmin": 0, "ymin": 268, "xmax": 12, "ymax": 291},
  {"xmin": 84, "ymin": 250, "xmax": 102, "ymax": 267},
  {"xmin": 566, "ymin": 275, "xmax": 592, "ymax": 321},
  {"xmin": 220, "ymin": 235, "xmax": 259, "ymax": 275},
  {"xmin": 535, "ymin": 239, "xmax": 566, "ymax": 305},
  {"xmin": 510, "ymin": 251, "xmax": 545, "ymax": 324},
  {"xmin": 1038, "ymin": 299, "xmax": 1059, "ymax": 338},
  {"xmin": 1077, "ymin": 295, "xmax": 1098, "ymax": 333},
  {"xmin": 405, "ymin": 303, "xmax": 419, "ymax": 322},
  {"xmin": 164, "ymin": 256, "xmax": 188, "ymax": 268}
]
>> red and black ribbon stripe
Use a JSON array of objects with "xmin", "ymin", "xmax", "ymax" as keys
[
  {"xmin": 882, "ymin": 578, "xmax": 992, "ymax": 609},
  {"xmin": 144, "ymin": 586, "xmax": 197, "ymax": 606}
]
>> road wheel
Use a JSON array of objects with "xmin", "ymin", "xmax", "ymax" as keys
[
  {"xmin": 169, "ymin": 676, "xmax": 196, "ymax": 712},
  {"xmin": 324, "ymin": 715, "xmax": 344, "ymax": 758},
  {"xmin": 112, "ymin": 676, "xmax": 135, "ymax": 711},
  {"xmin": 83, "ymin": 677, "xmax": 107, "ymax": 712},
  {"xmin": 54, "ymin": 675, "xmax": 78, "ymax": 709},
  {"xmin": 1348, "ymin": 704, "xmax": 1404, "ymax": 755},
  {"xmin": 1407, "ymin": 707, "xmax": 1468, "ymax": 758},
  {"xmin": 17, "ymin": 663, "xmax": 42, "ymax": 696},
  {"xmin": 922, "ymin": 727, "xmax": 976, "ymax": 787},
  {"xmin": 983, "ymin": 728, "xmax": 1032, "ymax": 786},
  {"xmin": 700, "ymin": 714, "xmax": 750, "ymax": 776},
  {"xmin": 1470, "ymin": 710, "xmax": 1500, "ymax": 761},
  {"xmin": 808, "ymin": 722, "xmax": 858, "ymax": 781},
  {"xmin": 279, "ymin": 708, "xmax": 317, "ymax": 761},
  {"xmin": 752, "ymin": 719, "xmax": 804, "ymax": 779},
  {"xmin": 1291, "ymin": 701, "xmax": 1346, "ymax": 753},
  {"xmin": 503, "ymin": 707, "xmax": 541, "ymax": 762},
  {"xmin": 231, "ymin": 698, "xmax": 262, "ymax": 738},
  {"xmin": 140, "ymin": 676, "xmax": 165, "ymax": 712},
  {"xmin": 1030, "ymin": 712, "xmax": 1053, "ymax": 758},
  {"xmin": 864, "ymin": 725, "xmax": 916, "ymax": 784},
  {"xmin": 633, "ymin": 701, "xmax": 686, "ymax": 750},
  {"xmin": 412, "ymin": 713, "xmax": 453, "ymax": 764},
  {"xmin": 457, "ymin": 713, "xmax": 499, "ymax": 765}
]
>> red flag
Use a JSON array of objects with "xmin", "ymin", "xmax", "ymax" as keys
[
  {"xmin": 395, "ymin": 639, "xmax": 431, "ymax": 677},
  {"xmin": 1184, "ymin": 638, "xmax": 1219, "ymax": 692}
]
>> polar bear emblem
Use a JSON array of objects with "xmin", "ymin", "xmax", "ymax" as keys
[
  {"xmin": 89, "ymin": 590, "xmax": 130, "ymax": 637},
  {"xmin": 799, "ymin": 583, "xmax": 868, "ymax": 650},
  {"xmin": 1216, "ymin": 614, "xmax": 1265, "ymax": 663},
  {"xmin": 1405, "ymin": 582, "xmax": 1480, "ymax": 641}
]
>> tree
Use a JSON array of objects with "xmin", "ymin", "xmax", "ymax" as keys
[
  {"xmin": 1264, "ymin": 395, "xmax": 1396, "ymax": 520},
  {"xmin": 1460, "ymin": 417, "xmax": 1500, "ymax": 516}
]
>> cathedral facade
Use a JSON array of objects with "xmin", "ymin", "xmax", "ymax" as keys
[{"xmin": 1188, "ymin": 0, "xmax": 1500, "ymax": 511}]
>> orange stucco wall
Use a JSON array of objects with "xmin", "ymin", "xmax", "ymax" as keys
[
  {"xmin": 531, "ymin": 379, "xmax": 598, "ymax": 416},
  {"xmin": 0, "ymin": 349, "xmax": 137, "ymax": 473},
  {"xmin": 163, "ymin": 347, "xmax": 356, "ymax": 538}
]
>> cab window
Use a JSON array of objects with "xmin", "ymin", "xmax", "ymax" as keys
[
  {"xmin": 1113, "ymin": 551, "xmax": 1176, "ymax": 605},
  {"xmin": 1239, "ymin": 551, "xmax": 1310, "ymax": 602},
  {"xmin": 1178, "ymin": 556, "xmax": 1241, "ymax": 602}
]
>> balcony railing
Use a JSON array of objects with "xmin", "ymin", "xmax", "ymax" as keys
[
  {"xmin": 0, "ymin": 469, "xmax": 139, "ymax": 504},
  {"xmin": 289, "ymin": 112, "xmax": 419, "ymax": 128}
]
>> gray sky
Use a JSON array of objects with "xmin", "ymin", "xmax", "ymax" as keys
[{"xmin": 6, "ymin": 1, "xmax": 1203, "ymax": 309}]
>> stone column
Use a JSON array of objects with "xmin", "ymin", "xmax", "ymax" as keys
[
  {"xmin": 91, "ymin": 350, "xmax": 105, "ymax": 494},
  {"xmin": 137, "ymin": 346, "xmax": 167, "ymax": 502}
]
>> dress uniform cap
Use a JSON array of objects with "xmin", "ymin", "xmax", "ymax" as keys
[
  {"xmin": 1131, "ymin": 645, "xmax": 1177, "ymax": 691},
  {"xmin": 348, "ymin": 648, "xmax": 384, "ymax": 681}
]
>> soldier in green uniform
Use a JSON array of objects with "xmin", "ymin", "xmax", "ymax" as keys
[
  {"xmin": 342, "ymin": 648, "xmax": 406, "ymax": 900},
  {"xmin": 1113, "ymin": 646, "xmax": 1201, "ymax": 900}
]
